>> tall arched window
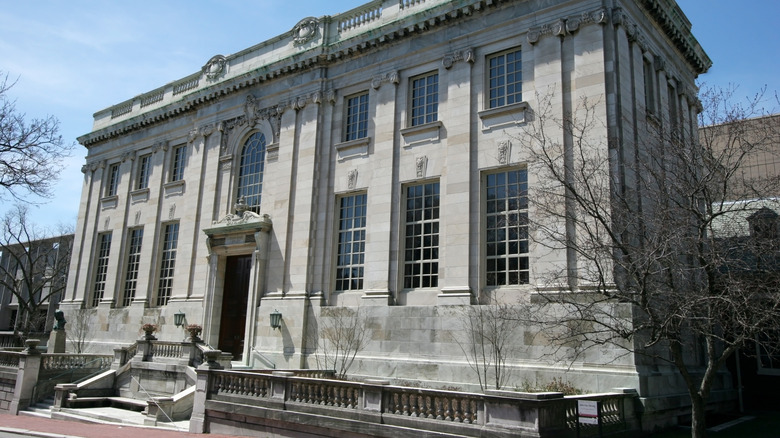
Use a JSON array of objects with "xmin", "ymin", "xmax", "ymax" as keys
[{"xmin": 237, "ymin": 132, "xmax": 266, "ymax": 213}]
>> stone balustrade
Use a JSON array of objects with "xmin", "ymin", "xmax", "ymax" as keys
[
  {"xmin": 42, "ymin": 354, "xmax": 112, "ymax": 370},
  {"xmin": 0, "ymin": 351, "xmax": 21, "ymax": 368},
  {"xmin": 191, "ymin": 368, "xmax": 640, "ymax": 437}
]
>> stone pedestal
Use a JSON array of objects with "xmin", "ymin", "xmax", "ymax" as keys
[{"xmin": 48, "ymin": 329, "xmax": 66, "ymax": 353}]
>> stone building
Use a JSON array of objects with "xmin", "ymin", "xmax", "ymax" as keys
[{"xmin": 65, "ymin": 0, "xmax": 712, "ymax": 423}]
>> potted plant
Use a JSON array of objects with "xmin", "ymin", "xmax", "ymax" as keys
[
  {"xmin": 186, "ymin": 324, "xmax": 202, "ymax": 341},
  {"xmin": 141, "ymin": 323, "xmax": 158, "ymax": 340}
]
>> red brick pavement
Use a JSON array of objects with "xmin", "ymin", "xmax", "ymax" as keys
[{"xmin": 0, "ymin": 413, "xmax": 242, "ymax": 438}]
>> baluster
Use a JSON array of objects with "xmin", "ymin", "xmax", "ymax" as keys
[
  {"xmin": 393, "ymin": 393, "xmax": 402, "ymax": 414},
  {"xmin": 435, "ymin": 396, "xmax": 444, "ymax": 420},
  {"xmin": 425, "ymin": 395, "xmax": 434, "ymax": 419},
  {"xmin": 444, "ymin": 397, "xmax": 452, "ymax": 421},
  {"xmin": 409, "ymin": 393, "xmax": 419, "ymax": 417},
  {"xmin": 402, "ymin": 393, "xmax": 410, "ymax": 416}
]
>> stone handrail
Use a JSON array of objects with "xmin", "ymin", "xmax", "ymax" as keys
[
  {"xmin": 337, "ymin": 0, "xmax": 383, "ymax": 33},
  {"xmin": 151, "ymin": 341, "xmax": 183, "ymax": 359},
  {"xmin": 197, "ymin": 369, "xmax": 639, "ymax": 437},
  {"xmin": 42, "ymin": 354, "xmax": 113, "ymax": 370},
  {"xmin": 0, "ymin": 350, "xmax": 21, "ymax": 368}
]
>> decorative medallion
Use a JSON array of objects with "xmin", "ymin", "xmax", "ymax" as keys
[
  {"xmin": 202, "ymin": 55, "xmax": 227, "ymax": 81},
  {"xmin": 293, "ymin": 17, "xmax": 319, "ymax": 46}
]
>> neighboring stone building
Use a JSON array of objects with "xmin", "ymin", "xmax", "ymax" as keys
[
  {"xmin": 65, "ymin": 0, "xmax": 712, "ymax": 425},
  {"xmin": 0, "ymin": 233, "xmax": 73, "ymax": 348}
]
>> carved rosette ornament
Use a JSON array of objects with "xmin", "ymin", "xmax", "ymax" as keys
[
  {"xmin": 292, "ymin": 17, "xmax": 319, "ymax": 46},
  {"xmin": 202, "ymin": 55, "xmax": 227, "ymax": 81}
]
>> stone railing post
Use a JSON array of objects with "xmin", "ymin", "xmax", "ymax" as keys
[
  {"xmin": 188, "ymin": 350, "xmax": 223, "ymax": 434},
  {"xmin": 112, "ymin": 347, "xmax": 127, "ymax": 369},
  {"xmin": 9, "ymin": 339, "xmax": 43, "ymax": 414},
  {"xmin": 52, "ymin": 383, "xmax": 77, "ymax": 411},
  {"xmin": 484, "ymin": 390, "xmax": 565, "ymax": 433},
  {"xmin": 363, "ymin": 379, "xmax": 389, "ymax": 414},
  {"xmin": 270, "ymin": 371, "xmax": 293, "ymax": 403},
  {"xmin": 145, "ymin": 396, "xmax": 174, "ymax": 426},
  {"xmin": 138, "ymin": 339, "xmax": 153, "ymax": 361}
]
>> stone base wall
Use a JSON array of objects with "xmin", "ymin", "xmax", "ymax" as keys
[{"xmin": 0, "ymin": 371, "xmax": 16, "ymax": 412}]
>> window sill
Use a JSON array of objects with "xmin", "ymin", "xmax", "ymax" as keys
[
  {"xmin": 400, "ymin": 121, "xmax": 442, "ymax": 147},
  {"xmin": 130, "ymin": 188, "xmax": 150, "ymax": 204},
  {"xmin": 478, "ymin": 101, "xmax": 528, "ymax": 131},
  {"xmin": 335, "ymin": 137, "xmax": 371, "ymax": 161},
  {"xmin": 164, "ymin": 180, "xmax": 185, "ymax": 196},
  {"xmin": 100, "ymin": 195, "xmax": 118, "ymax": 210}
]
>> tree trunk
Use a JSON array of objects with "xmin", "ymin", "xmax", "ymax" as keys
[{"xmin": 690, "ymin": 392, "xmax": 707, "ymax": 438}]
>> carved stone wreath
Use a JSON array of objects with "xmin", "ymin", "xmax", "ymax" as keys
[
  {"xmin": 293, "ymin": 17, "xmax": 319, "ymax": 46},
  {"xmin": 202, "ymin": 55, "xmax": 227, "ymax": 80}
]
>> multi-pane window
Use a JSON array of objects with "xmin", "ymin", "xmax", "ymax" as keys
[
  {"xmin": 410, "ymin": 72, "xmax": 438, "ymax": 126},
  {"xmin": 335, "ymin": 193, "xmax": 367, "ymax": 291},
  {"xmin": 122, "ymin": 228, "xmax": 143, "ymax": 307},
  {"xmin": 92, "ymin": 233, "xmax": 112, "ymax": 307},
  {"xmin": 170, "ymin": 145, "xmax": 186, "ymax": 182},
  {"xmin": 106, "ymin": 163, "xmax": 120, "ymax": 196},
  {"xmin": 237, "ymin": 132, "xmax": 267, "ymax": 213},
  {"xmin": 136, "ymin": 154, "xmax": 151, "ymax": 190},
  {"xmin": 157, "ymin": 223, "xmax": 179, "ymax": 306},
  {"xmin": 487, "ymin": 49, "xmax": 523, "ymax": 109},
  {"xmin": 485, "ymin": 169, "xmax": 529, "ymax": 286},
  {"xmin": 344, "ymin": 92, "xmax": 369, "ymax": 141},
  {"xmin": 403, "ymin": 182, "xmax": 439, "ymax": 289}
]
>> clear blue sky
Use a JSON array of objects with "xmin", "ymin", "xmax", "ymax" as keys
[{"xmin": 0, "ymin": 0, "xmax": 777, "ymax": 230}]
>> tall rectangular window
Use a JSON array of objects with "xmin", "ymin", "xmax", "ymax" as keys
[
  {"xmin": 344, "ymin": 92, "xmax": 369, "ymax": 141},
  {"xmin": 92, "ymin": 233, "xmax": 112, "ymax": 307},
  {"xmin": 157, "ymin": 223, "xmax": 179, "ymax": 306},
  {"xmin": 410, "ymin": 72, "xmax": 438, "ymax": 126},
  {"xmin": 487, "ymin": 49, "xmax": 523, "ymax": 109},
  {"xmin": 485, "ymin": 169, "xmax": 529, "ymax": 286},
  {"xmin": 122, "ymin": 228, "xmax": 143, "ymax": 307},
  {"xmin": 643, "ymin": 59, "xmax": 656, "ymax": 114},
  {"xmin": 136, "ymin": 154, "xmax": 151, "ymax": 190},
  {"xmin": 106, "ymin": 164, "xmax": 120, "ymax": 196},
  {"xmin": 335, "ymin": 193, "xmax": 367, "ymax": 291},
  {"xmin": 403, "ymin": 182, "xmax": 439, "ymax": 289},
  {"xmin": 170, "ymin": 145, "xmax": 186, "ymax": 182}
]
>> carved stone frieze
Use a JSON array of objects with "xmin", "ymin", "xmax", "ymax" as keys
[
  {"xmin": 152, "ymin": 140, "xmax": 168, "ymax": 154},
  {"xmin": 169, "ymin": 204, "xmax": 176, "ymax": 220},
  {"xmin": 442, "ymin": 48, "xmax": 474, "ymax": 69},
  {"xmin": 371, "ymin": 71, "xmax": 400, "ymax": 90},
  {"xmin": 202, "ymin": 55, "xmax": 227, "ymax": 81},
  {"xmin": 188, "ymin": 123, "xmax": 217, "ymax": 144},
  {"xmin": 212, "ymin": 211, "xmax": 271, "ymax": 228},
  {"xmin": 292, "ymin": 17, "xmax": 319, "ymax": 46},
  {"xmin": 348, "ymin": 169, "xmax": 358, "ymax": 190},
  {"xmin": 135, "ymin": 211, "xmax": 141, "ymax": 226},
  {"xmin": 497, "ymin": 140, "xmax": 511, "ymax": 165},
  {"xmin": 416, "ymin": 156, "xmax": 428, "ymax": 178},
  {"xmin": 121, "ymin": 151, "xmax": 133, "ymax": 162},
  {"xmin": 528, "ymin": 8, "xmax": 609, "ymax": 44}
]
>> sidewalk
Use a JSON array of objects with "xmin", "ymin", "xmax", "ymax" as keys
[{"xmin": 0, "ymin": 413, "xmax": 239, "ymax": 438}]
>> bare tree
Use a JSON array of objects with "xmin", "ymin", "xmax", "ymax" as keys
[
  {"xmin": 0, "ymin": 204, "xmax": 73, "ymax": 339},
  {"xmin": 453, "ymin": 300, "xmax": 519, "ymax": 391},
  {"xmin": 0, "ymin": 71, "xmax": 74, "ymax": 201},
  {"xmin": 314, "ymin": 307, "xmax": 370, "ymax": 379},
  {"xmin": 66, "ymin": 307, "xmax": 97, "ymax": 353},
  {"xmin": 516, "ymin": 87, "xmax": 780, "ymax": 437}
]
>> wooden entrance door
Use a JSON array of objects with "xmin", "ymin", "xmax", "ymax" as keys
[{"xmin": 218, "ymin": 255, "xmax": 252, "ymax": 361}]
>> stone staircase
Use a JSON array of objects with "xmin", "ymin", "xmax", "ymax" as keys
[{"xmin": 21, "ymin": 394, "xmax": 190, "ymax": 431}]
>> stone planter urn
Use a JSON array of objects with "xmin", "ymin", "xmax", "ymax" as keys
[
  {"xmin": 141, "ymin": 323, "xmax": 158, "ymax": 340},
  {"xmin": 186, "ymin": 324, "xmax": 202, "ymax": 342}
]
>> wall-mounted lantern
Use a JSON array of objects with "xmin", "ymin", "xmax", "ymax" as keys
[
  {"xmin": 174, "ymin": 310, "xmax": 186, "ymax": 327},
  {"xmin": 270, "ymin": 310, "xmax": 282, "ymax": 330}
]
